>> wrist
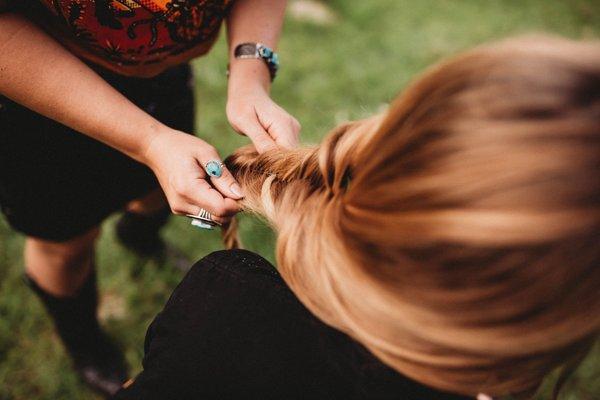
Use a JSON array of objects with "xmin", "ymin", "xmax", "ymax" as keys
[
  {"xmin": 228, "ymin": 58, "xmax": 271, "ymax": 96},
  {"xmin": 138, "ymin": 125, "xmax": 176, "ymax": 167}
]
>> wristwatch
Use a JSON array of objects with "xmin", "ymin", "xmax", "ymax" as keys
[{"xmin": 234, "ymin": 42, "xmax": 279, "ymax": 81}]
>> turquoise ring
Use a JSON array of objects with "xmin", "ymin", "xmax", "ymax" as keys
[
  {"xmin": 191, "ymin": 219, "xmax": 214, "ymax": 230},
  {"xmin": 205, "ymin": 160, "xmax": 224, "ymax": 178}
]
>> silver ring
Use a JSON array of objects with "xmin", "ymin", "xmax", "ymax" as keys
[
  {"xmin": 197, "ymin": 208, "xmax": 213, "ymax": 222},
  {"xmin": 186, "ymin": 208, "xmax": 220, "ymax": 226},
  {"xmin": 190, "ymin": 219, "xmax": 214, "ymax": 230}
]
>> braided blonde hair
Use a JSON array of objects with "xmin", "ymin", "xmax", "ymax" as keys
[{"xmin": 223, "ymin": 36, "xmax": 600, "ymax": 398}]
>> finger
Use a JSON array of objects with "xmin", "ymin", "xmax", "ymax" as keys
[
  {"xmin": 209, "ymin": 166, "xmax": 245, "ymax": 201},
  {"xmin": 277, "ymin": 124, "xmax": 299, "ymax": 149},
  {"xmin": 240, "ymin": 116, "xmax": 277, "ymax": 153},
  {"xmin": 184, "ymin": 178, "xmax": 240, "ymax": 218},
  {"xmin": 263, "ymin": 112, "xmax": 301, "ymax": 149},
  {"xmin": 292, "ymin": 117, "xmax": 302, "ymax": 136},
  {"xmin": 271, "ymin": 121, "xmax": 298, "ymax": 149},
  {"xmin": 196, "ymin": 149, "xmax": 245, "ymax": 200}
]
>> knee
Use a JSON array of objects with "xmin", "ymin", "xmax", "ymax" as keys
[
  {"xmin": 25, "ymin": 228, "xmax": 100, "ymax": 271},
  {"xmin": 126, "ymin": 189, "xmax": 168, "ymax": 214}
]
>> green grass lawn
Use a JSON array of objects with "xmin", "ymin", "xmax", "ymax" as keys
[{"xmin": 1, "ymin": 1, "xmax": 599, "ymax": 398}]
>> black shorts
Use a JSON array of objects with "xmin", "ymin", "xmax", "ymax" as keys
[{"xmin": 0, "ymin": 64, "xmax": 195, "ymax": 242}]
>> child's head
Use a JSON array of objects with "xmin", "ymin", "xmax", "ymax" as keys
[{"xmin": 225, "ymin": 36, "xmax": 600, "ymax": 398}]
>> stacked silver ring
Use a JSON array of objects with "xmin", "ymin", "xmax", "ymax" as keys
[
  {"xmin": 195, "ymin": 208, "xmax": 214, "ymax": 223},
  {"xmin": 186, "ymin": 208, "xmax": 220, "ymax": 229}
]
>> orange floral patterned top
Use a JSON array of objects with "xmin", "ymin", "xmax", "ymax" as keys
[{"xmin": 6, "ymin": 0, "xmax": 234, "ymax": 76}]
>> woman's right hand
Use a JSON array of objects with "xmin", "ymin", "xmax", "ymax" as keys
[{"xmin": 141, "ymin": 128, "xmax": 244, "ymax": 224}]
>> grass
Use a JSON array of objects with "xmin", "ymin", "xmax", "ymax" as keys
[{"xmin": 1, "ymin": 0, "xmax": 599, "ymax": 398}]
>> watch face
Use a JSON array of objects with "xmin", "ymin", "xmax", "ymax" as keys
[
  {"xmin": 235, "ymin": 43, "xmax": 259, "ymax": 57},
  {"xmin": 235, "ymin": 43, "xmax": 278, "ymax": 80}
]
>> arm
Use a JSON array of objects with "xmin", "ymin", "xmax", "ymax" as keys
[
  {"xmin": 0, "ymin": 13, "xmax": 241, "ymax": 219},
  {"xmin": 0, "ymin": 13, "xmax": 158, "ymax": 161},
  {"xmin": 225, "ymin": 0, "xmax": 301, "ymax": 152}
]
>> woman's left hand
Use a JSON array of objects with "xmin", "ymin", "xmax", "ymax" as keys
[{"xmin": 226, "ymin": 81, "xmax": 301, "ymax": 153}]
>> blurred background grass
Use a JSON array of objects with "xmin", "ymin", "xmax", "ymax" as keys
[{"xmin": 1, "ymin": 0, "xmax": 599, "ymax": 398}]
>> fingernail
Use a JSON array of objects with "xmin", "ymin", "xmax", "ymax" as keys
[
  {"xmin": 191, "ymin": 219, "xmax": 214, "ymax": 230},
  {"xmin": 230, "ymin": 182, "xmax": 245, "ymax": 198}
]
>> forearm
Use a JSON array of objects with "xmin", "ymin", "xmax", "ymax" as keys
[
  {"xmin": 0, "ymin": 13, "xmax": 166, "ymax": 163},
  {"xmin": 224, "ymin": 0, "xmax": 299, "ymax": 151},
  {"xmin": 226, "ymin": 0, "xmax": 287, "ymax": 94}
]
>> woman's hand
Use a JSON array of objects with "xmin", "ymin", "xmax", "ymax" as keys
[
  {"xmin": 227, "ymin": 57, "xmax": 301, "ymax": 153},
  {"xmin": 227, "ymin": 83, "xmax": 301, "ymax": 153},
  {"xmin": 142, "ymin": 128, "xmax": 243, "ymax": 224}
]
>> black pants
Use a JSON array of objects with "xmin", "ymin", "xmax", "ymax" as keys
[
  {"xmin": 0, "ymin": 64, "xmax": 195, "ymax": 241},
  {"xmin": 114, "ymin": 249, "xmax": 470, "ymax": 400}
]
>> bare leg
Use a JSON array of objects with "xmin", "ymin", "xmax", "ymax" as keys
[
  {"xmin": 119, "ymin": 188, "xmax": 190, "ymax": 270},
  {"xmin": 25, "ymin": 227, "xmax": 99, "ymax": 297},
  {"xmin": 117, "ymin": 188, "xmax": 172, "ymax": 256},
  {"xmin": 125, "ymin": 188, "xmax": 168, "ymax": 216}
]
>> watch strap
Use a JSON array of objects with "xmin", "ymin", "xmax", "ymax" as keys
[{"xmin": 234, "ymin": 42, "xmax": 279, "ymax": 81}]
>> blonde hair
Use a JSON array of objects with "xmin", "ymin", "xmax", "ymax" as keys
[{"xmin": 224, "ymin": 36, "xmax": 600, "ymax": 398}]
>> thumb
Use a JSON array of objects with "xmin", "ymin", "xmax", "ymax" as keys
[
  {"xmin": 270, "ymin": 121, "xmax": 298, "ymax": 149},
  {"xmin": 241, "ymin": 117, "xmax": 277, "ymax": 153}
]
